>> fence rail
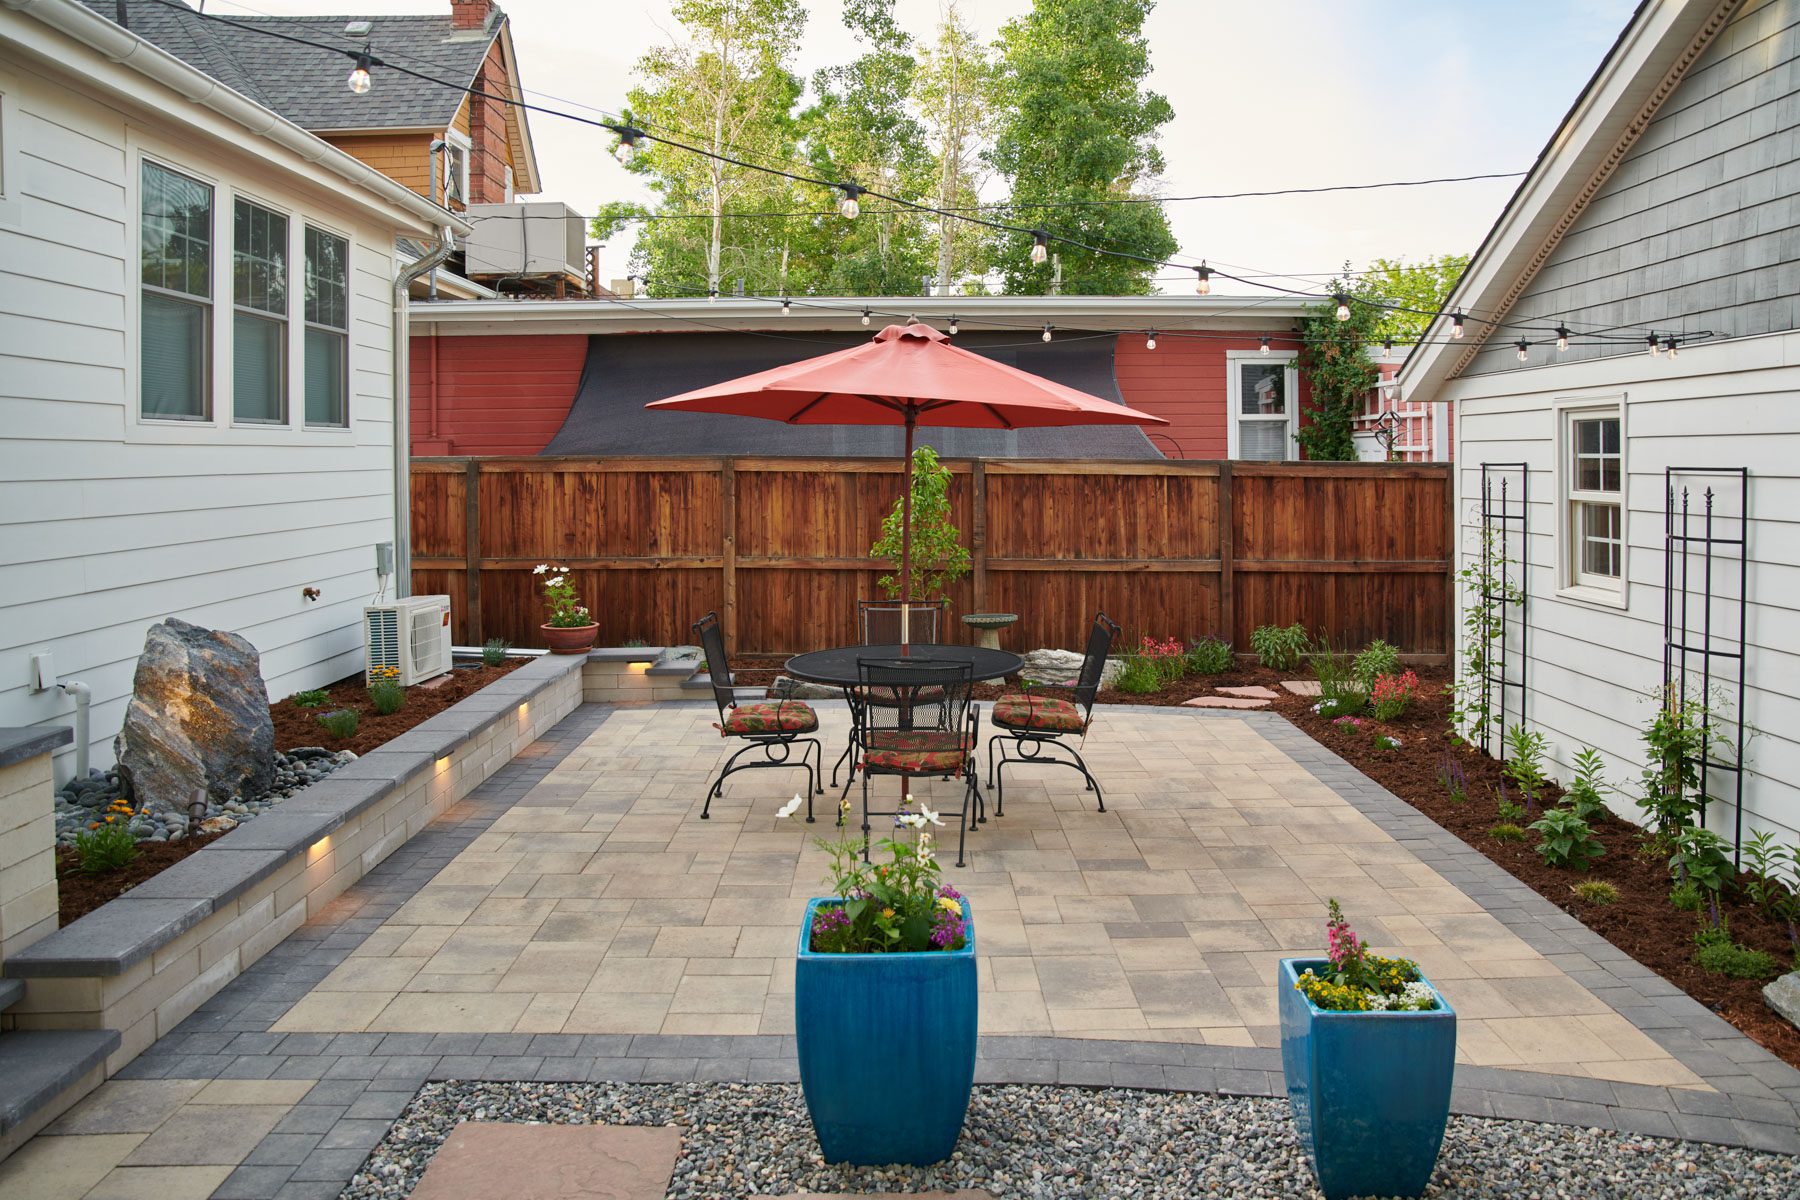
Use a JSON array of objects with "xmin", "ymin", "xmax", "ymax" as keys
[{"xmin": 412, "ymin": 456, "xmax": 1453, "ymax": 658}]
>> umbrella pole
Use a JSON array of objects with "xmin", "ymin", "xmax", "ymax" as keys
[{"xmin": 900, "ymin": 408, "xmax": 915, "ymax": 655}]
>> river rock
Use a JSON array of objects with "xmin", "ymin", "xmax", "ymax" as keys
[
  {"xmin": 771, "ymin": 675, "xmax": 840, "ymax": 701},
  {"xmin": 114, "ymin": 618, "xmax": 276, "ymax": 809},
  {"xmin": 1018, "ymin": 648, "xmax": 1123, "ymax": 689},
  {"xmin": 1766, "ymin": 971, "xmax": 1800, "ymax": 1029}
]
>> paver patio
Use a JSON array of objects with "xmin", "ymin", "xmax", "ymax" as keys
[{"xmin": 5, "ymin": 700, "xmax": 1796, "ymax": 1200}]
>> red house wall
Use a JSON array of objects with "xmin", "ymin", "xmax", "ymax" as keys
[
  {"xmin": 409, "ymin": 334, "xmax": 587, "ymax": 456},
  {"xmin": 1112, "ymin": 332, "xmax": 1308, "ymax": 459}
]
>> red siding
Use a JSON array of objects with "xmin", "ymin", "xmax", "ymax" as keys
[
  {"xmin": 409, "ymin": 333, "xmax": 586, "ymax": 456},
  {"xmin": 1113, "ymin": 332, "xmax": 1309, "ymax": 459}
]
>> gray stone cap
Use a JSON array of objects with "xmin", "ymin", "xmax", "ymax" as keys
[
  {"xmin": 0, "ymin": 1028, "xmax": 121, "ymax": 1135},
  {"xmin": 1, "ymin": 654, "xmax": 582, "ymax": 979},
  {"xmin": 587, "ymin": 647, "xmax": 664, "ymax": 664},
  {"xmin": 0, "ymin": 726, "xmax": 73, "ymax": 770}
]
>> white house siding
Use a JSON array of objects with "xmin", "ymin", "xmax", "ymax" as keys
[
  {"xmin": 1449, "ymin": 329, "xmax": 1800, "ymax": 849},
  {"xmin": 0, "ymin": 54, "xmax": 404, "ymax": 780}
]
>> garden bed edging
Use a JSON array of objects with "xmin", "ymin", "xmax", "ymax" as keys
[{"xmin": 0, "ymin": 652, "xmax": 584, "ymax": 1078}]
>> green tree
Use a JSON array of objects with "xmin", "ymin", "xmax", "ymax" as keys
[
  {"xmin": 1293, "ymin": 267, "xmax": 1381, "ymax": 461},
  {"xmin": 912, "ymin": 0, "xmax": 996, "ymax": 294},
  {"xmin": 592, "ymin": 0, "xmax": 809, "ymax": 297},
  {"xmin": 1363, "ymin": 254, "xmax": 1469, "ymax": 343},
  {"xmin": 987, "ymin": 0, "xmax": 1177, "ymax": 295},
  {"xmin": 871, "ymin": 446, "xmax": 970, "ymax": 601}
]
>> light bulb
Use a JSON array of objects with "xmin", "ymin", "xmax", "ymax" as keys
[
  {"xmin": 780, "ymin": 297, "xmax": 791, "ymax": 316},
  {"xmin": 1382, "ymin": 338, "xmax": 1394, "ymax": 355},
  {"xmin": 347, "ymin": 52, "xmax": 373, "ymax": 95},
  {"xmin": 1648, "ymin": 332, "xmax": 1661, "ymax": 356},
  {"xmin": 1333, "ymin": 293, "xmax": 1350, "ymax": 322},
  {"xmin": 948, "ymin": 315, "xmax": 958, "ymax": 335},
  {"xmin": 1666, "ymin": 336, "xmax": 1679, "ymax": 359},
  {"xmin": 1451, "ymin": 312, "xmax": 1465, "ymax": 339},
  {"xmin": 1030, "ymin": 231, "xmax": 1049, "ymax": 266},
  {"xmin": 1196, "ymin": 263, "xmax": 1212, "ymax": 296},
  {"xmin": 1259, "ymin": 335, "xmax": 1270, "ymax": 355},
  {"xmin": 1555, "ymin": 324, "xmax": 1569, "ymax": 352},
  {"xmin": 707, "ymin": 288, "xmax": 718, "ymax": 304},
  {"xmin": 838, "ymin": 184, "xmax": 862, "ymax": 220},
  {"xmin": 1515, "ymin": 339, "xmax": 1529, "ymax": 363},
  {"xmin": 861, "ymin": 308, "xmax": 871, "ymax": 327},
  {"xmin": 612, "ymin": 125, "xmax": 642, "ymax": 166},
  {"xmin": 1042, "ymin": 324, "xmax": 1053, "ymax": 343}
]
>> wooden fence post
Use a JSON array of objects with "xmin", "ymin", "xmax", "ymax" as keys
[
  {"xmin": 463, "ymin": 458, "xmax": 482, "ymax": 643},
  {"xmin": 1218, "ymin": 460, "xmax": 1235, "ymax": 644},
  {"xmin": 721, "ymin": 460, "xmax": 738, "ymax": 645},
  {"xmin": 971, "ymin": 460, "xmax": 989, "ymax": 614},
  {"xmin": 1445, "ymin": 462, "xmax": 1458, "ymax": 665}
]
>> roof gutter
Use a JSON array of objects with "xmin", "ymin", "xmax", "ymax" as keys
[
  {"xmin": 2, "ymin": 0, "xmax": 471, "ymax": 239},
  {"xmin": 393, "ymin": 227, "xmax": 457, "ymax": 598}
]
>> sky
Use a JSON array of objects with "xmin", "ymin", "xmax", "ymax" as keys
[{"xmin": 208, "ymin": 0, "xmax": 1640, "ymax": 296}]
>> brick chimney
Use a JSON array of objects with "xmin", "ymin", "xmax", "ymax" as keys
[{"xmin": 450, "ymin": 0, "xmax": 494, "ymax": 31}]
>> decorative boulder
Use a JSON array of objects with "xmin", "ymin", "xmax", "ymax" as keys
[
  {"xmin": 115, "ymin": 618, "xmax": 276, "ymax": 809},
  {"xmin": 1766, "ymin": 971, "xmax": 1800, "ymax": 1030},
  {"xmin": 1018, "ymin": 648, "xmax": 1123, "ymax": 690}
]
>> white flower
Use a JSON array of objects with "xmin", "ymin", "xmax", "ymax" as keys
[
  {"xmin": 898, "ymin": 813, "xmax": 927, "ymax": 830},
  {"xmin": 917, "ymin": 833, "xmax": 935, "ymax": 860},
  {"xmin": 576, "ymin": 606, "xmax": 589, "ymax": 616},
  {"xmin": 775, "ymin": 794, "xmax": 804, "ymax": 819},
  {"xmin": 918, "ymin": 803, "xmax": 945, "ymax": 827},
  {"xmin": 548, "ymin": 575, "xmax": 565, "ymax": 587},
  {"xmin": 533, "ymin": 564, "xmax": 549, "ymax": 575}
]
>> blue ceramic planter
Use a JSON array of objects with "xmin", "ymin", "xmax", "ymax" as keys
[
  {"xmin": 1278, "ymin": 958, "xmax": 1456, "ymax": 1200},
  {"xmin": 794, "ymin": 897, "xmax": 977, "ymax": 1166}
]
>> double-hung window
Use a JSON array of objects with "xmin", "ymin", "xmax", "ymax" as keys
[
  {"xmin": 303, "ymin": 227, "xmax": 350, "ymax": 427},
  {"xmin": 232, "ymin": 198, "xmax": 288, "ymax": 423},
  {"xmin": 1565, "ymin": 406, "xmax": 1624, "ymax": 592},
  {"xmin": 1227, "ymin": 351, "xmax": 1297, "ymax": 461},
  {"xmin": 140, "ymin": 161, "xmax": 213, "ymax": 419}
]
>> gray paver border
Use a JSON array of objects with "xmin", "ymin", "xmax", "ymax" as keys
[{"xmin": 105, "ymin": 701, "xmax": 1800, "ymax": 1199}]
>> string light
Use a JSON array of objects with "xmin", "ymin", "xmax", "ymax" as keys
[
  {"xmin": 1555, "ymin": 324, "xmax": 1570, "ymax": 352},
  {"xmin": 1030, "ymin": 230, "xmax": 1050, "ymax": 266},
  {"xmin": 610, "ymin": 124, "xmax": 644, "ymax": 166},
  {"xmin": 1451, "ymin": 311, "xmax": 1465, "ymax": 339},
  {"xmin": 346, "ymin": 47, "xmax": 374, "ymax": 95},
  {"xmin": 1259, "ymin": 335, "xmax": 1270, "ymax": 355},
  {"xmin": 1382, "ymin": 337, "xmax": 1394, "ymax": 355},
  {"xmin": 1146, "ymin": 329, "xmax": 1157, "ymax": 350},
  {"xmin": 837, "ymin": 183, "xmax": 863, "ymax": 220},
  {"xmin": 1333, "ymin": 293, "xmax": 1350, "ymax": 322},
  {"xmin": 1665, "ymin": 335, "xmax": 1679, "ymax": 359},
  {"xmin": 860, "ymin": 307, "xmax": 871, "ymax": 327},
  {"xmin": 779, "ymin": 296, "xmax": 791, "ymax": 316},
  {"xmin": 1515, "ymin": 339, "xmax": 1529, "ymax": 362},
  {"xmin": 947, "ymin": 314, "xmax": 958, "ymax": 336},
  {"xmin": 1041, "ymin": 323, "xmax": 1054, "ymax": 343},
  {"xmin": 1648, "ymin": 331, "xmax": 1661, "ymax": 356},
  {"xmin": 707, "ymin": 288, "xmax": 717, "ymax": 303},
  {"xmin": 1195, "ymin": 262, "xmax": 1212, "ymax": 296}
]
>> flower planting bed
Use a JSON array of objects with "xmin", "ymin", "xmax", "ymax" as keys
[
  {"xmin": 52, "ymin": 831, "xmax": 226, "ymax": 926},
  {"xmin": 269, "ymin": 657, "xmax": 528, "ymax": 755}
]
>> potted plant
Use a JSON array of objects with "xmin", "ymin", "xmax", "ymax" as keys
[
  {"xmin": 1279, "ymin": 901, "xmax": 1456, "ymax": 1200},
  {"xmin": 534, "ymin": 564, "xmax": 597, "ymax": 654},
  {"xmin": 784, "ymin": 794, "xmax": 975, "ymax": 1165}
]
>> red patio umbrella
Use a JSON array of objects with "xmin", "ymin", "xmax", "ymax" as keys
[{"xmin": 646, "ymin": 321, "xmax": 1168, "ymax": 641}]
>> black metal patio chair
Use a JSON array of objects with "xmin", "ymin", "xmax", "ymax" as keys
[
  {"xmin": 829, "ymin": 598, "xmax": 952, "ymax": 793},
  {"xmin": 852, "ymin": 656, "xmax": 981, "ymax": 868},
  {"xmin": 986, "ymin": 612, "xmax": 1119, "ymax": 816},
  {"xmin": 694, "ymin": 611, "xmax": 823, "ymax": 820}
]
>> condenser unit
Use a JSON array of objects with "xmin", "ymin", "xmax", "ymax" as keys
[{"xmin": 365, "ymin": 595, "xmax": 452, "ymax": 686}]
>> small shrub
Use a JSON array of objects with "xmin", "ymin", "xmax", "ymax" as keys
[
  {"xmin": 1489, "ymin": 823, "xmax": 1527, "ymax": 842},
  {"xmin": 368, "ymin": 680, "xmax": 405, "ymax": 716},
  {"xmin": 292, "ymin": 689, "xmax": 329, "ymax": 708},
  {"xmin": 623, "ymin": 637, "xmax": 649, "ymax": 648},
  {"xmin": 1529, "ymin": 807, "xmax": 1605, "ymax": 871},
  {"xmin": 1185, "ymin": 637, "xmax": 1234, "ymax": 675},
  {"xmin": 74, "ymin": 808, "xmax": 139, "ymax": 874},
  {"xmin": 318, "ymin": 708, "xmax": 361, "ymax": 739},
  {"xmin": 1138, "ymin": 635, "xmax": 1187, "ymax": 685},
  {"xmin": 1494, "ymin": 781, "xmax": 1525, "ymax": 825},
  {"xmin": 1668, "ymin": 826, "xmax": 1733, "ymax": 896},
  {"xmin": 1310, "ymin": 642, "xmax": 1366, "ymax": 716},
  {"xmin": 1250, "ymin": 622, "xmax": 1310, "ymax": 672},
  {"xmin": 1352, "ymin": 639, "xmax": 1401, "ymax": 690},
  {"xmin": 1370, "ymin": 670, "xmax": 1420, "ymax": 721},
  {"xmin": 1564, "ymin": 747, "xmax": 1611, "ymax": 823},
  {"xmin": 1112, "ymin": 655, "xmax": 1161, "ymax": 694},
  {"xmin": 482, "ymin": 638, "xmax": 512, "ymax": 666},
  {"xmin": 1669, "ymin": 880, "xmax": 1703, "ymax": 911},
  {"xmin": 1503, "ymin": 724, "xmax": 1549, "ymax": 812},
  {"xmin": 1372, "ymin": 733, "xmax": 1403, "ymax": 751},
  {"xmin": 1436, "ymin": 755, "xmax": 1468, "ymax": 803},
  {"xmin": 1573, "ymin": 880, "xmax": 1619, "ymax": 906},
  {"xmin": 1695, "ymin": 940, "xmax": 1780, "ymax": 979},
  {"xmin": 1742, "ymin": 830, "xmax": 1800, "ymax": 921}
]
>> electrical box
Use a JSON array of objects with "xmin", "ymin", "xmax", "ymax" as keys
[
  {"xmin": 30, "ymin": 652, "xmax": 56, "ymax": 691},
  {"xmin": 375, "ymin": 542, "xmax": 395, "ymax": 577}
]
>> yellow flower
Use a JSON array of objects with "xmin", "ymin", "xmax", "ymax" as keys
[
  {"xmin": 881, "ymin": 908, "xmax": 895, "ymax": 919},
  {"xmin": 937, "ymin": 896, "xmax": 962, "ymax": 914}
]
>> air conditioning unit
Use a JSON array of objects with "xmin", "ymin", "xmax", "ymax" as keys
[{"xmin": 365, "ymin": 595, "xmax": 452, "ymax": 686}]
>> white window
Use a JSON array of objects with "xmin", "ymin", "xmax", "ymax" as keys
[
  {"xmin": 303, "ymin": 226, "xmax": 349, "ymax": 427},
  {"xmin": 1227, "ymin": 350, "xmax": 1298, "ymax": 461},
  {"xmin": 232, "ymin": 197, "xmax": 288, "ymax": 424},
  {"xmin": 1560, "ymin": 402, "xmax": 1626, "ymax": 597},
  {"xmin": 443, "ymin": 130, "xmax": 470, "ymax": 207},
  {"xmin": 504, "ymin": 162, "xmax": 514, "ymax": 203},
  {"xmin": 140, "ymin": 160, "xmax": 213, "ymax": 420}
]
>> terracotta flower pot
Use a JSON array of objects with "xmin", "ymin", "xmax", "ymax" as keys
[{"xmin": 540, "ymin": 623, "xmax": 599, "ymax": 655}]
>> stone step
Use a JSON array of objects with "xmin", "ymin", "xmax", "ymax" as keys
[
  {"xmin": 646, "ymin": 646, "xmax": 703, "ymax": 677},
  {"xmin": 1181, "ymin": 696, "xmax": 1271, "ymax": 709},
  {"xmin": 0, "ymin": 1027, "xmax": 121, "ymax": 1154},
  {"xmin": 0, "ymin": 977, "xmax": 22, "ymax": 1013}
]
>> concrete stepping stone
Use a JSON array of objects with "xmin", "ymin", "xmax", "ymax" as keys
[
  {"xmin": 1281, "ymin": 680, "xmax": 1322, "ymax": 696},
  {"xmin": 410, "ymin": 1123, "xmax": 683, "ymax": 1200},
  {"xmin": 1180, "ymin": 696, "xmax": 1270, "ymax": 709},
  {"xmin": 1217, "ymin": 685, "xmax": 1281, "ymax": 700}
]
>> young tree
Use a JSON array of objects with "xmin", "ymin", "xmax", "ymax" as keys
[
  {"xmin": 1363, "ymin": 254, "xmax": 1469, "ymax": 343},
  {"xmin": 987, "ymin": 0, "xmax": 1178, "ymax": 295},
  {"xmin": 592, "ymin": 0, "xmax": 808, "ymax": 297},
  {"xmin": 912, "ymin": 1, "xmax": 996, "ymax": 295},
  {"xmin": 871, "ymin": 446, "xmax": 970, "ymax": 601},
  {"xmin": 1293, "ymin": 269, "xmax": 1382, "ymax": 461}
]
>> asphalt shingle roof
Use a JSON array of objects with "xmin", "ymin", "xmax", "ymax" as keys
[{"xmin": 90, "ymin": 1, "xmax": 497, "ymax": 131}]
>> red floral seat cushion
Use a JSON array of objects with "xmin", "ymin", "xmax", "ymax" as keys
[
  {"xmin": 861, "ymin": 729, "xmax": 973, "ymax": 774},
  {"xmin": 991, "ymin": 693, "xmax": 1086, "ymax": 733},
  {"xmin": 720, "ymin": 701, "xmax": 818, "ymax": 735}
]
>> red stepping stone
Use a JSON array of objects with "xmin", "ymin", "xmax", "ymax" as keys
[
  {"xmin": 410, "ymin": 1123, "xmax": 684, "ymax": 1200},
  {"xmin": 1217, "ymin": 685, "xmax": 1281, "ymax": 700},
  {"xmin": 1180, "ymin": 696, "xmax": 1270, "ymax": 709}
]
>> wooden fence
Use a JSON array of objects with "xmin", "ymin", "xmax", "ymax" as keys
[{"xmin": 411, "ymin": 457, "xmax": 1454, "ymax": 658}]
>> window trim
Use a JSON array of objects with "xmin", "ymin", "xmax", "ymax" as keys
[
  {"xmin": 302, "ymin": 222, "xmax": 352, "ymax": 429},
  {"xmin": 230, "ymin": 193, "xmax": 292, "ymax": 427},
  {"xmin": 1225, "ymin": 348, "xmax": 1299, "ymax": 461},
  {"xmin": 1554, "ymin": 394, "xmax": 1629, "ymax": 609},
  {"xmin": 0, "ymin": 74, "xmax": 21, "ymax": 230},
  {"xmin": 138, "ymin": 156, "xmax": 218, "ymax": 424},
  {"xmin": 443, "ymin": 128, "xmax": 471, "ymax": 208}
]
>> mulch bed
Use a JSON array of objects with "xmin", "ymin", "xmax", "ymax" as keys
[
  {"xmin": 55, "ymin": 832, "xmax": 226, "ymax": 925},
  {"xmin": 743, "ymin": 650, "xmax": 1800, "ymax": 1070},
  {"xmin": 269, "ymin": 657, "xmax": 528, "ymax": 755}
]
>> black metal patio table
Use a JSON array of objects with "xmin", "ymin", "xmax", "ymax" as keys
[{"xmin": 785, "ymin": 643, "xmax": 1022, "ymax": 689}]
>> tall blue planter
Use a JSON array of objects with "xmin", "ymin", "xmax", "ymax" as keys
[
  {"xmin": 794, "ymin": 897, "xmax": 977, "ymax": 1166},
  {"xmin": 1278, "ymin": 958, "xmax": 1457, "ymax": 1200}
]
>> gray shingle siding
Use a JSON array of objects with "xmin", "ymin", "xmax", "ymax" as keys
[{"xmin": 1466, "ymin": 0, "xmax": 1800, "ymax": 375}]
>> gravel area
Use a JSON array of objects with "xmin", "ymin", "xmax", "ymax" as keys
[
  {"xmin": 54, "ymin": 746, "xmax": 355, "ymax": 845},
  {"xmin": 342, "ymin": 1081, "xmax": 1799, "ymax": 1199}
]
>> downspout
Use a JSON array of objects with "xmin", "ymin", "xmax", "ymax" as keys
[{"xmin": 394, "ymin": 226, "xmax": 456, "ymax": 598}]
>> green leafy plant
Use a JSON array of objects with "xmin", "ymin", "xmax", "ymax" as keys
[
  {"xmin": 1669, "ymin": 880, "xmax": 1703, "ymax": 912},
  {"xmin": 1503, "ymin": 724, "xmax": 1549, "ymax": 812},
  {"xmin": 1489, "ymin": 823, "xmax": 1526, "ymax": 842},
  {"xmin": 481, "ymin": 638, "xmax": 512, "ymax": 666},
  {"xmin": 622, "ymin": 638, "xmax": 649, "ymax": 648},
  {"xmin": 871, "ymin": 446, "xmax": 970, "ymax": 602},
  {"xmin": 1572, "ymin": 880, "xmax": 1619, "ymax": 906},
  {"xmin": 317, "ymin": 708, "xmax": 360, "ymax": 740},
  {"xmin": 1529, "ymin": 807, "xmax": 1605, "ymax": 871},
  {"xmin": 1352, "ymin": 640, "xmax": 1400, "ymax": 690},
  {"xmin": 1741, "ymin": 831, "xmax": 1800, "ymax": 957},
  {"xmin": 1448, "ymin": 522, "xmax": 1522, "ymax": 749},
  {"xmin": 1370, "ymin": 670, "xmax": 1420, "ymax": 722},
  {"xmin": 1668, "ymin": 826, "xmax": 1733, "ymax": 897},
  {"xmin": 1292, "ymin": 270, "xmax": 1382, "ymax": 461},
  {"xmin": 1564, "ymin": 747, "xmax": 1611, "ymax": 823},
  {"xmin": 1372, "ymin": 734, "xmax": 1403, "ymax": 751},
  {"xmin": 368, "ymin": 680, "xmax": 405, "ymax": 716},
  {"xmin": 1493, "ymin": 781, "xmax": 1525, "ymax": 825},
  {"xmin": 533, "ymin": 564, "xmax": 592, "ymax": 628},
  {"xmin": 1136, "ymin": 635, "xmax": 1187, "ymax": 685},
  {"xmin": 1184, "ymin": 637, "xmax": 1234, "ymax": 676},
  {"xmin": 1636, "ymin": 686, "xmax": 1716, "ymax": 836},
  {"xmin": 1112, "ymin": 655, "xmax": 1161, "ymax": 694},
  {"xmin": 1435, "ymin": 755, "xmax": 1468, "ymax": 803},
  {"xmin": 787, "ymin": 793, "xmax": 966, "ymax": 954},
  {"xmin": 1250, "ymin": 622, "xmax": 1310, "ymax": 672},
  {"xmin": 74, "ymin": 821, "xmax": 139, "ymax": 874},
  {"xmin": 1309, "ymin": 642, "xmax": 1366, "ymax": 717},
  {"xmin": 292, "ymin": 689, "xmax": 329, "ymax": 708},
  {"xmin": 1693, "ymin": 914, "xmax": 1779, "ymax": 980}
]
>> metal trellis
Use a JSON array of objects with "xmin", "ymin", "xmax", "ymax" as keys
[{"xmin": 1475, "ymin": 463, "xmax": 1529, "ymax": 760}]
